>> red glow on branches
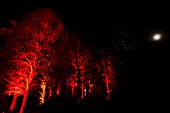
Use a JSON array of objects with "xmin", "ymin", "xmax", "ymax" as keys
[{"xmin": 1, "ymin": 8, "xmax": 65, "ymax": 112}]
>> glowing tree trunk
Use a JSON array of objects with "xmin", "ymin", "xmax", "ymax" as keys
[
  {"xmin": 48, "ymin": 87, "xmax": 52, "ymax": 100},
  {"xmin": 40, "ymin": 81, "xmax": 46, "ymax": 104},
  {"xmin": 84, "ymin": 89, "xmax": 87, "ymax": 97},
  {"xmin": 3, "ymin": 61, "xmax": 31, "ymax": 113},
  {"xmin": 76, "ymin": 60, "xmax": 81, "ymax": 101},
  {"xmin": 9, "ymin": 93, "xmax": 18, "ymax": 111},
  {"xmin": 19, "ymin": 78, "xmax": 29, "ymax": 113},
  {"xmin": 56, "ymin": 84, "xmax": 60, "ymax": 96},
  {"xmin": 56, "ymin": 87, "xmax": 60, "ymax": 96},
  {"xmin": 18, "ymin": 58, "xmax": 35, "ymax": 113},
  {"xmin": 81, "ymin": 83, "xmax": 84, "ymax": 99},
  {"xmin": 70, "ymin": 79, "xmax": 75, "ymax": 96},
  {"xmin": 89, "ymin": 80, "xmax": 93, "ymax": 94},
  {"xmin": 8, "ymin": 80, "xmax": 21, "ymax": 112},
  {"xmin": 72, "ymin": 87, "xmax": 74, "ymax": 96},
  {"xmin": 105, "ymin": 75, "xmax": 110, "ymax": 100}
]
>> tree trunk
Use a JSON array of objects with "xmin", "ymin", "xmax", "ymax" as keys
[
  {"xmin": 48, "ymin": 87, "xmax": 52, "ymax": 100},
  {"xmin": 74, "ymin": 53, "xmax": 81, "ymax": 102},
  {"xmin": 106, "ymin": 76, "xmax": 110, "ymax": 100},
  {"xmin": 71, "ymin": 87, "xmax": 74, "ymax": 96},
  {"xmin": 76, "ymin": 67, "xmax": 81, "ymax": 100},
  {"xmin": 77, "ymin": 69, "xmax": 81, "ymax": 101},
  {"xmin": 19, "ymin": 79, "xmax": 29, "ymax": 113},
  {"xmin": 88, "ymin": 80, "xmax": 92, "ymax": 96},
  {"xmin": 19, "ymin": 89, "xmax": 28, "ymax": 113},
  {"xmin": 81, "ymin": 83, "xmax": 84, "ymax": 99},
  {"xmin": 84, "ymin": 88, "xmax": 87, "ymax": 97},
  {"xmin": 56, "ymin": 86, "xmax": 60, "ymax": 96},
  {"xmin": 9, "ymin": 93, "xmax": 18, "ymax": 111},
  {"xmin": 40, "ymin": 81, "xmax": 46, "ymax": 104}
]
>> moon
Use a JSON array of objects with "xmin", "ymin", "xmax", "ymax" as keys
[{"xmin": 153, "ymin": 33, "xmax": 161, "ymax": 41}]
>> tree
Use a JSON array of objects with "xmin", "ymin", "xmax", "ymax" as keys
[
  {"xmin": 96, "ymin": 48, "xmax": 118, "ymax": 99},
  {"xmin": 0, "ymin": 8, "xmax": 65, "ymax": 113},
  {"xmin": 68, "ymin": 34, "xmax": 93, "ymax": 100},
  {"xmin": 55, "ymin": 32, "xmax": 93, "ymax": 100},
  {"xmin": 52, "ymin": 31, "xmax": 74, "ymax": 97}
]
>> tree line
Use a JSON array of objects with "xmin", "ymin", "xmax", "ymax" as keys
[{"xmin": 0, "ymin": 8, "xmax": 118, "ymax": 113}]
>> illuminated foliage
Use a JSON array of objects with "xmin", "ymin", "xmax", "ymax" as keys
[
  {"xmin": 96, "ymin": 49, "xmax": 118, "ymax": 99},
  {"xmin": 0, "ymin": 8, "xmax": 65, "ymax": 113},
  {"xmin": 67, "ymin": 34, "xmax": 93, "ymax": 99},
  {"xmin": 0, "ymin": 9, "xmax": 121, "ymax": 113}
]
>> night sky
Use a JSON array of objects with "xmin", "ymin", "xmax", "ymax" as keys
[
  {"xmin": 1, "ymin": 0, "xmax": 169, "ymax": 43},
  {"xmin": 0, "ymin": 0, "xmax": 169, "ymax": 98}
]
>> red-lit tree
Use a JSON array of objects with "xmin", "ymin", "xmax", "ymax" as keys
[
  {"xmin": 0, "ymin": 8, "xmax": 65, "ymax": 113},
  {"xmin": 96, "ymin": 49, "xmax": 118, "ymax": 99},
  {"xmin": 54, "ymin": 32, "xmax": 93, "ymax": 99},
  {"xmin": 52, "ymin": 32, "xmax": 74, "ymax": 97},
  {"xmin": 66, "ymin": 33, "xmax": 93, "ymax": 100},
  {"xmin": 83, "ymin": 59, "xmax": 101, "ymax": 97}
]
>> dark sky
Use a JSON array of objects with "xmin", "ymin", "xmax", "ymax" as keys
[
  {"xmin": 0, "ymin": 0, "xmax": 168, "ymax": 58},
  {"xmin": 0, "ymin": 0, "xmax": 169, "ymax": 38},
  {"xmin": 0, "ymin": 0, "xmax": 169, "ymax": 58}
]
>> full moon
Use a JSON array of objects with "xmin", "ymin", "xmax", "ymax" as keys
[{"xmin": 153, "ymin": 34, "xmax": 161, "ymax": 41}]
